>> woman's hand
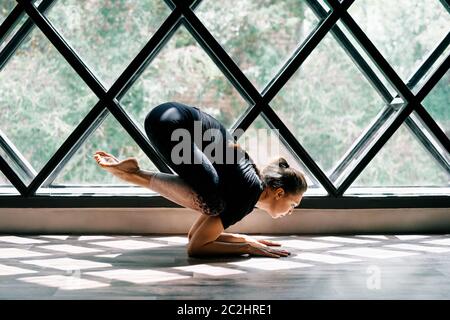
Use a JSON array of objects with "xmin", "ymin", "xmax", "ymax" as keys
[
  {"xmin": 242, "ymin": 235, "xmax": 284, "ymax": 248},
  {"xmin": 256, "ymin": 239, "xmax": 283, "ymax": 247},
  {"xmin": 246, "ymin": 241, "xmax": 290, "ymax": 258}
]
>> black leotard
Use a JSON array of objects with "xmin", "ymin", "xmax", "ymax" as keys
[{"xmin": 144, "ymin": 101, "xmax": 264, "ymax": 229}]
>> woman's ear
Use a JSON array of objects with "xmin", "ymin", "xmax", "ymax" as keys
[{"xmin": 275, "ymin": 187, "xmax": 285, "ymax": 199}]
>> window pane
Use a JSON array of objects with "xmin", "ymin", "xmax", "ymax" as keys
[
  {"xmin": 349, "ymin": 122, "xmax": 449, "ymax": 188},
  {"xmin": 0, "ymin": 0, "xmax": 16, "ymax": 26},
  {"xmin": 336, "ymin": 19, "xmax": 396, "ymax": 97},
  {"xmin": 0, "ymin": 171, "xmax": 19, "ymax": 195},
  {"xmin": 194, "ymin": 0, "xmax": 331, "ymax": 91},
  {"xmin": 0, "ymin": 170, "xmax": 11, "ymax": 186},
  {"xmin": 43, "ymin": 113, "xmax": 157, "ymax": 190},
  {"xmin": 412, "ymin": 45, "xmax": 450, "ymax": 95},
  {"xmin": 348, "ymin": 0, "xmax": 450, "ymax": 83},
  {"xmin": 0, "ymin": 171, "xmax": 9, "ymax": 186},
  {"xmin": 422, "ymin": 70, "xmax": 449, "ymax": 138},
  {"xmin": 0, "ymin": 147, "xmax": 34, "ymax": 186},
  {"xmin": 120, "ymin": 25, "xmax": 249, "ymax": 130},
  {"xmin": 44, "ymin": 0, "xmax": 172, "ymax": 88},
  {"xmin": 270, "ymin": 31, "xmax": 391, "ymax": 179},
  {"xmin": 238, "ymin": 114, "xmax": 326, "ymax": 195},
  {"xmin": 0, "ymin": 9, "xmax": 29, "ymax": 53},
  {"xmin": 0, "ymin": 28, "xmax": 98, "ymax": 185}
]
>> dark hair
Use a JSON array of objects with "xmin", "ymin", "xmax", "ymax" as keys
[
  {"xmin": 230, "ymin": 142, "xmax": 307, "ymax": 196},
  {"xmin": 259, "ymin": 157, "xmax": 308, "ymax": 196}
]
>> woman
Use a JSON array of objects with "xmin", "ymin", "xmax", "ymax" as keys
[{"xmin": 93, "ymin": 101, "xmax": 307, "ymax": 258}]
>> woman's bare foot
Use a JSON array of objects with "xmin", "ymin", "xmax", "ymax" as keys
[{"xmin": 93, "ymin": 151, "xmax": 141, "ymax": 179}]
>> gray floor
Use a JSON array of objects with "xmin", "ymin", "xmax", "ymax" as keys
[{"xmin": 0, "ymin": 233, "xmax": 450, "ymax": 299}]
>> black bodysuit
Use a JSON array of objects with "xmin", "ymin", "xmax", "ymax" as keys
[{"xmin": 144, "ymin": 101, "xmax": 264, "ymax": 229}]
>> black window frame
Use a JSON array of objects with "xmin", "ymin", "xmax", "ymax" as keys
[{"xmin": 0, "ymin": 0, "xmax": 448, "ymax": 209}]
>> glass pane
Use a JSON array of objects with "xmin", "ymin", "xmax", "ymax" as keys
[
  {"xmin": 270, "ymin": 31, "xmax": 390, "ymax": 179},
  {"xmin": 0, "ymin": 146, "xmax": 35, "ymax": 186},
  {"xmin": 120, "ymin": 25, "xmax": 249, "ymax": 131},
  {"xmin": 0, "ymin": 170, "xmax": 11, "ymax": 186},
  {"xmin": 412, "ymin": 44, "xmax": 450, "ymax": 95},
  {"xmin": 422, "ymin": 70, "xmax": 449, "ymax": 138},
  {"xmin": 0, "ymin": 1, "xmax": 43, "ymax": 52},
  {"xmin": 0, "ymin": 10, "xmax": 29, "ymax": 53},
  {"xmin": 0, "ymin": 27, "xmax": 98, "ymax": 185},
  {"xmin": 0, "ymin": 0, "xmax": 16, "ymax": 26},
  {"xmin": 45, "ymin": 113, "xmax": 157, "ymax": 190},
  {"xmin": 348, "ymin": 0, "xmax": 450, "ymax": 83},
  {"xmin": 238, "ymin": 114, "xmax": 326, "ymax": 195},
  {"xmin": 0, "ymin": 170, "xmax": 19, "ymax": 195},
  {"xmin": 336, "ymin": 19, "xmax": 396, "ymax": 97},
  {"xmin": 44, "ymin": 0, "xmax": 172, "ymax": 88},
  {"xmin": 194, "ymin": 0, "xmax": 331, "ymax": 91},
  {"xmin": 350, "ymin": 123, "xmax": 450, "ymax": 188}
]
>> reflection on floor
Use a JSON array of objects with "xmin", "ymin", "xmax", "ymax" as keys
[{"xmin": 0, "ymin": 234, "xmax": 450, "ymax": 299}]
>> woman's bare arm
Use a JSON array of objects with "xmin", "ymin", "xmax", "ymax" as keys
[
  {"xmin": 190, "ymin": 217, "xmax": 255, "ymax": 243},
  {"xmin": 187, "ymin": 216, "xmax": 289, "ymax": 258},
  {"xmin": 216, "ymin": 232, "xmax": 247, "ymax": 243},
  {"xmin": 187, "ymin": 216, "xmax": 249, "ymax": 257},
  {"xmin": 188, "ymin": 215, "xmax": 250, "ymax": 243}
]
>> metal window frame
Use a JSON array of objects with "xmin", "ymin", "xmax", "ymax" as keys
[
  {"xmin": 0, "ymin": 0, "xmax": 448, "ymax": 209},
  {"xmin": 0, "ymin": 2, "xmax": 27, "ymax": 44},
  {"xmin": 306, "ymin": 0, "xmax": 450, "ymax": 185}
]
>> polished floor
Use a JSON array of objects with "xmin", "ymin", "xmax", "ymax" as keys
[{"xmin": 0, "ymin": 234, "xmax": 450, "ymax": 299}]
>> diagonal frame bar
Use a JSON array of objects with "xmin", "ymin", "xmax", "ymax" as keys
[
  {"xmin": 0, "ymin": 152, "xmax": 28, "ymax": 195},
  {"xmin": 0, "ymin": 129, "xmax": 36, "ymax": 182},
  {"xmin": 0, "ymin": 2, "xmax": 25, "ymax": 44}
]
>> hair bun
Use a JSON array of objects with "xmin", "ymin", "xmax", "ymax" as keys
[{"xmin": 278, "ymin": 157, "xmax": 289, "ymax": 169}]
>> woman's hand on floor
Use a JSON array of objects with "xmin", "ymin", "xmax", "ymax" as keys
[
  {"xmin": 242, "ymin": 235, "xmax": 284, "ymax": 248},
  {"xmin": 246, "ymin": 241, "xmax": 291, "ymax": 258},
  {"xmin": 256, "ymin": 239, "xmax": 283, "ymax": 247}
]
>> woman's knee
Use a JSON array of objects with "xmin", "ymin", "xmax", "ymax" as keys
[
  {"xmin": 145, "ymin": 103, "xmax": 172, "ymax": 140},
  {"xmin": 146, "ymin": 102, "xmax": 187, "ymax": 125},
  {"xmin": 145, "ymin": 103, "xmax": 171, "ymax": 129}
]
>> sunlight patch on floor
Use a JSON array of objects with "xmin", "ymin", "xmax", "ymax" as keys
[
  {"xmin": 85, "ymin": 269, "xmax": 190, "ymax": 284},
  {"xmin": 21, "ymin": 258, "xmax": 112, "ymax": 271}
]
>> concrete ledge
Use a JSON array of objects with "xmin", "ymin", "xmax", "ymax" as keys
[{"xmin": 0, "ymin": 207, "xmax": 449, "ymax": 234}]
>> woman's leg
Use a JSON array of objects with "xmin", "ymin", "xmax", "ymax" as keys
[
  {"xmin": 131, "ymin": 169, "xmax": 211, "ymax": 240},
  {"xmin": 144, "ymin": 102, "xmax": 226, "ymax": 216},
  {"xmin": 144, "ymin": 170, "xmax": 203, "ymax": 212}
]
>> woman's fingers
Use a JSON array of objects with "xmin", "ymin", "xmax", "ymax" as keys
[
  {"xmin": 258, "ymin": 239, "xmax": 282, "ymax": 246},
  {"xmin": 267, "ymin": 247, "xmax": 290, "ymax": 257},
  {"xmin": 270, "ymin": 249, "xmax": 289, "ymax": 257},
  {"xmin": 249, "ymin": 246, "xmax": 283, "ymax": 258},
  {"xmin": 258, "ymin": 249, "xmax": 280, "ymax": 258},
  {"xmin": 248, "ymin": 241, "xmax": 291, "ymax": 258},
  {"xmin": 278, "ymin": 249, "xmax": 291, "ymax": 256},
  {"xmin": 257, "ymin": 240, "xmax": 292, "ymax": 257}
]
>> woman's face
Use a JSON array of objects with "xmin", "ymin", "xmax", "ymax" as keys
[{"xmin": 266, "ymin": 188, "xmax": 303, "ymax": 219}]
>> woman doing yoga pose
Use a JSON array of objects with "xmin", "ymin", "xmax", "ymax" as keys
[{"xmin": 93, "ymin": 102, "xmax": 307, "ymax": 258}]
